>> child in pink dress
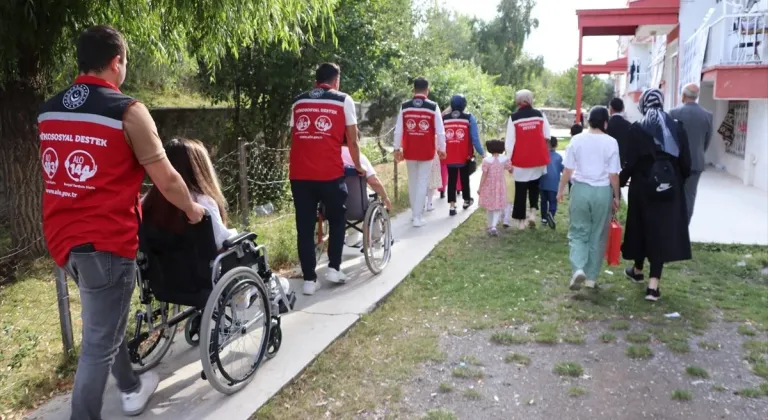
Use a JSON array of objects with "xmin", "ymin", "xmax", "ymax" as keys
[{"xmin": 478, "ymin": 140, "xmax": 512, "ymax": 235}]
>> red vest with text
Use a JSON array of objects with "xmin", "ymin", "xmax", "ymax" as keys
[
  {"xmin": 289, "ymin": 85, "xmax": 348, "ymax": 181},
  {"xmin": 38, "ymin": 75, "xmax": 144, "ymax": 266},
  {"xmin": 510, "ymin": 105, "xmax": 550, "ymax": 168},
  {"xmin": 401, "ymin": 95, "xmax": 438, "ymax": 161},
  {"xmin": 443, "ymin": 110, "xmax": 472, "ymax": 165}
]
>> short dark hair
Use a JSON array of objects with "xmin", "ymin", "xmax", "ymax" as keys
[
  {"xmin": 316, "ymin": 63, "xmax": 341, "ymax": 84},
  {"xmin": 609, "ymin": 97, "xmax": 625, "ymax": 113},
  {"xmin": 76, "ymin": 25, "xmax": 127, "ymax": 74},
  {"xmin": 569, "ymin": 123, "xmax": 583, "ymax": 136},
  {"xmin": 413, "ymin": 77, "xmax": 429, "ymax": 91},
  {"xmin": 587, "ymin": 106, "xmax": 610, "ymax": 132},
  {"xmin": 485, "ymin": 139, "xmax": 505, "ymax": 154},
  {"xmin": 549, "ymin": 136, "xmax": 558, "ymax": 149}
]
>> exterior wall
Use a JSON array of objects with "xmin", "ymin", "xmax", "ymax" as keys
[
  {"xmin": 744, "ymin": 99, "xmax": 768, "ymax": 190},
  {"xmin": 628, "ymin": 41, "xmax": 653, "ymax": 92},
  {"xmin": 679, "ymin": 0, "xmax": 719, "ymax": 44}
]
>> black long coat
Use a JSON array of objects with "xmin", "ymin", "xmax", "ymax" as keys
[{"xmin": 619, "ymin": 121, "xmax": 692, "ymax": 264}]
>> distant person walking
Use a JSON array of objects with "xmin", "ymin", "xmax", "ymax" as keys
[
  {"xmin": 621, "ymin": 88, "xmax": 692, "ymax": 302},
  {"xmin": 505, "ymin": 89, "xmax": 551, "ymax": 229},
  {"xmin": 443, "ymin": 94, "xmax": 485, "ymax": 216},
  {"xmin": 669, "ymin": 83, "xmax": 713, "ymax": 224},
  {"xmin": 37, "ymin": 25, "xmax": 206, "ymax": 419},
  {"xmin": 289, "ymin": 63, "xmax": 364, "ymax": 295},
  {"xmin": 557, "ymin": 107, "xmax": 621, "ymax": 291},
  {"xmin": 607, "ymin": 98, "xmax": 631, "ymax": 168},
  {"xmin": 394, "ymin": 77, "xmax": 446, "ymax": 227}
]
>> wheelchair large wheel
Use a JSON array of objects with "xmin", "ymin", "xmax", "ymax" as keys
[
  {"xmin": 363, "ymin": 201, "xmax": 392, "ymax": 274},
  {"xmin": 129, "ymin": 301, "xmax": 180, "ymax": 373},
  {"xmin": 199, "ymin": 266, "xmax": 271, "ymax": 395}
]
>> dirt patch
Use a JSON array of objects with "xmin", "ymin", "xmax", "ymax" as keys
[{"xmin": 386, "ymin": 322, "xmax": 768, "ymax": 420}]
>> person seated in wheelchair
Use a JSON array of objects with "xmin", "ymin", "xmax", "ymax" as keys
[
  {"xmin": 142, "ymin": 138, "xmax": 290, "ymax": 302},
  {"xmin": 341, "ymin": 141, "xmax": 391, "ymax": 249}
]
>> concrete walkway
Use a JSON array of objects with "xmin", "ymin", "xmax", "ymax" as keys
[{"xmin": 28, "ymin": 177, "xmax": 479, "ymax": 420}]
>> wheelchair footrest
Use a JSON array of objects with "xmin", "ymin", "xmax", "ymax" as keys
[{"xmin": 278, "ymin": 291, "xmax": 297, "ymax": 314}]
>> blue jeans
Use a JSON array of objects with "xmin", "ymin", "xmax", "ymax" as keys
[
  {"xmin": 540, "ymin": 190, "xmax": 558, "ymax": 219},
  {"xmin": 290, "ymin": 178, "xmax": 348, "ymax": 280},
  {"xmin": 64, "ymin": 249, "xmax": 141, "ymax": 420}
]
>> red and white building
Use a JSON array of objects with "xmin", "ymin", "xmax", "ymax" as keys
[{"xmin": 576, "ymin": 0, "xmax": 768, "ymax": 192}]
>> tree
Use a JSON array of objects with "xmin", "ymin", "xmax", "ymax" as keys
[
  {"xmin": 551, "ymin": 66, "xmax": 613, "ymax": 110},
  {"xmin": 0, "ymin": 0, "xmax": 336, "ymax": 257}
]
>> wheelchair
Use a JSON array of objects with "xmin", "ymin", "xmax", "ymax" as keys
[
  {"xmin": 125, "ymin": 214, "xmax": 296, "ymax": 395},
  {"xmin": 314, "ymin": 167, "xmax": 393, "ymax": 274}
]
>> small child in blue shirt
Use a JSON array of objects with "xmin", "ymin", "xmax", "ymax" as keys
[{"xmin": 539, "ymin": 136, "xmax": 564, "ymax": 229}]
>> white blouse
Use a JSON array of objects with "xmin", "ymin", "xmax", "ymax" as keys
[{"xmin": 194, "ymin": 194, "xmax": 238, "ymax": 249}]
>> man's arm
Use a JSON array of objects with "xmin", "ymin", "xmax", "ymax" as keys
[
  {"xmin": 542, "ymin": 112, "xmax": 551, "ymax": 139},
  {"xmin": 434, "ymin": 106, "xmax": 446, "ymax": 154},
  {"xmin": 123, "ymin": 103, "xmax": 203, "ymax": 223},
  {"xmin": 393, "ymin": 108, "xmax": 404, "ymax": 150},
  {"xmin": 469, "ymin": 114, "xmax": 484, "ymax": 156},
  {"xmin": 704, "ymin": 111, "xmax": 713, "ymax": 152},
  {"xmin": 366, "ymin": 176, "xmax": 391, "ymax": 209},
  {"xmin": 343, "ymin": 96, "xmax": 363, "ymax": 171},
  {"xmin": 504, "ymin": 117, "xmax": 516, "ymax": 161}
]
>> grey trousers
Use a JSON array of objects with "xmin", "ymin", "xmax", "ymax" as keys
[
  {"xmin": 64, "ymin": 251, "xmax": 141, "ymax": 420},
  {"xmin": 684, "ymin": 171, "xmax": 701, "ymax": 225}
]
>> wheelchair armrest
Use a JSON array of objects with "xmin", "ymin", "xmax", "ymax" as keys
[
  {"xmin": 222, "ymin": 232, "xmax": 258, "ymax": 249},
  {"xmin": 368, "ymin": 193, "xmax": 378, "ymax": 200}
]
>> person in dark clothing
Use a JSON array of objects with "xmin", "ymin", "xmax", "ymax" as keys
[
  {"xmin": 620, "ymin": 89, "xmax": 692, "ymax": 302},
  {"xmin": 607, "ymin": 98, "xmax": 631, "ymax": 168}
]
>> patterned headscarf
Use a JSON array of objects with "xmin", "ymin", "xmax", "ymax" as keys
[{"xmin": 638, "ymin": 88, "xmax": 680, "ymax": 157}]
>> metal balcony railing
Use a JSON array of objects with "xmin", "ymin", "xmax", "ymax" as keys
[{"xmin": 705, "ymin": 12, "xmax": 768, "ymax": 68}]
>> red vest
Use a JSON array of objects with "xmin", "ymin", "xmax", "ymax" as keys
[
  {"xmin": 289, "ymin": 85, "xmax": 348, "ymax": 181},
  {"xmin": 38, "ymin": 75, "xmax": 144, "ymax": 266},
  {"xmin": 401, "ymin": 95, "xmax": 438, "ymax": 161},
  {"xmin": 443, "ymin": 111, "xmax": 472, "ymax": 165},
  {"xmin": 510, "ymin": 105, "xmax": 550, "ymax": 168}
]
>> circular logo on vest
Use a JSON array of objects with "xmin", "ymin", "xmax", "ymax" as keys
[
  {"xmin": 418, "ymin": 120, "xmax": 430, "ymax": 131},
  {"xmin": 413, "ymin": 99, "xmax": 424, "ymax": 107},
  {"xmin": 456, "ymin": 129, "xmax": 466, "ymax": 139},
  {"xmin": 42, "ymin": 148, "xmax": 59, "ymax": 180},
  {"xmin": 451, "ymin": 110, "xmax": 461, "ymax": 118},
  {"xmin": 309, "ymin": 88, "xmax": 324, "ymax": 99},
  {"xmin": 445, "ymin": 129, "xmax": 455, "ymax": 140},
  {"xmin": 62, "ymin": 85, "xmax": 90, "ymax": 110},
  {"xmin": 406, "ymin": 119, "xmax": 416, "ymax": 131},
  {"xmin": 296, "ymin": 115, "xmax": 311, "ymax": 131},
  {"xmin": 64, "ymin": 150, "xmax": 98, "ymax": 183},
  {"xmin": 315, "ymin": 115, "xmax": 333, "ymax": 132}
]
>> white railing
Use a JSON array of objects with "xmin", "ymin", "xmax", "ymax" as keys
[{"xmin": 705, "ymin": 12, "xmax": 768, "ymax": 67}]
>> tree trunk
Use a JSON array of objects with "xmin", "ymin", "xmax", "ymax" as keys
[{"xmin": 0, "ymin": 79, "xmax": 46, "ymax": 260}]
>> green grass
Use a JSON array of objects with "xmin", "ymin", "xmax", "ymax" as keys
[
  {"xmin": 712, "ymin": 384, "xmax": 728, "ymax": 392},
  {"xmin": 743, "ymin": 340, "xmax": 768, "ymax": 354},
  {"xmin": 556, "ymin": 137, "xmax": 571, "ymax": 151},
  {"xmin": 671, "ymin": 389, "xmax": 692, "ymax": 401},
  {"xmin": 460, "ymin": 355, "xmax": 483, "ymax": 366},
  {"xmin": 504, "ymin": 353, "xmax": 532, "ymax": 366},
  {"xmin": 553, "ymin": 362, "xmax": 584, "ymax": 377},
  {"xmin": 490, "ymin": 332, "xmax": 530, "ymax": 345},
  {"xmin": 600, "ymin": 332, "xmax": 617, "ymax": 343},
  {"xmin": 568, "ymin": 386, "xmax": 588, "ymax": 397},
  {"xmin": 738, "ymin": 325, "xmax": 758, "ymax": 336},
  {"xmin": 626, "ymin": 345, "xmax": 654, "ymax": 360},
  {"xmin": 625, "ymin": 332, "xmax": 651, "ymax": 344},
  {"xmin": 563, "ymin": 329, "xmax": 586, "ymax": 345},
  {"xmin": 752, "ymin": 362, "xmax": 768, "ymax": 380},
  {"xmin": 610, "ymin": 320, "xmax": 631, "ymax": 331},
  {"xmin": 530, "ymin": 322, "xmax": 559, "ymax": 344},
  {"xmin": 760, "ymin": 382, "xmax": 768, "ymax": 395},
  {"xmin": 463, "ymin": 388, "xmax": 482, "ymax": 400},
  {"xmin": 422, "ymin": 409, "xmax": 457, "ymax": 420},
  {"xmin": 698, "ymin": 340, "xmax": 720, "ymax": 350},
  {"xmin": 452, "ymin": 366, "xmax": 484, "ymax": 379},
  {"xmin": 736, "ymin": 388, "xmax": 763, "ymax": 398},
  {"xmin": 685, "ymin": 366, "xmax": 709, "ymax": 378},
  {"xmin": 438, "ymin": 383, "xmax": 454, "ymax": 393}
]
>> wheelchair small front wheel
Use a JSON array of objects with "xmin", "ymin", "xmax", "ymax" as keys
[
  {"xmin": 265, "ymin": 320, "xmax": 282, "ymax": 360},
  {"xmin": 199, "ymin": 267, "xmax": 271, "ymax": 395},
  {"xmin": 184, "ymin": 312, "xmax": 202, "ymax": 346},
  {"xmin": 363, "ymin": 202, "xmax": 393, "ymax": 274}
]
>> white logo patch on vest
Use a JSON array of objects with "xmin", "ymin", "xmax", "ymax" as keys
[
  {"xmin": 456, "ymin": 129, "xmax": 466, "ymax": 139},
  {"xmin": 309, "ymin": 88, "xmax": 324, "ymax": 99},
  {"xmin": 42, "ymin": 148, "xmax": 59, "ymax": 180},
  {"xmin": 63, "ymin": 85, "xmax": 89, "ymax": 110},
  {"xmin": 406, "ymin": 119, "xmax": 417, "ymax": 131},
  {"xmin": 413, "ymin": 99, "xmax": 424, "ymax": 107},
  {"xmin": 451, "ymin": 110, "xmax": 461, "ymax": 118},
  {"xmin": 65, "ymin": 150, "xmax": 98, "ymax": 183},
  {"xmin": 315, "ymin": 115, "xmax": 333, "ymax": 132},
  {"xmin": 419, "ymin": 120, "xmax": 430, "ymax": 131},
  {"xmin": 296, "ymin": 115, "xmax": 311, "ymax": 132},
  {"xmin": 446, "ymin": 129, "xmax": 455, "ymax": 140}
]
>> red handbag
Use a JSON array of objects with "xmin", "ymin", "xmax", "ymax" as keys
[{"xmin": 605, "ymin": 218, "xmax": 623, "ymax": 266}]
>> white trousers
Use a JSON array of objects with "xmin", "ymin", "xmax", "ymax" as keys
[
  {"xmin": 406, "ymin": 160, "xmax": 432, "ymax": 220},
  {"xmin": 487, "ymin": 210, "xmax": 502, "ymax": 228},
  {"xmin": 503, "ymin": 203, "xmax": 514, "ymax": 226}
]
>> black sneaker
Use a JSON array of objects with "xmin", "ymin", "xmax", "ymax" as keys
[
  {"xmin": 645, "ymin": 288, "xmax": 661, "ymax": 302},
  {"xmin": 463, "ymin": 198, "xmax": 474, "ymax": 209},
  {"xmin": 624, "ymin": 266, "xmax": 645, "ymax": 283},
  {"xmin": 449, "ymin": 207, "xmax": 457, "ymax": 216},
  {"xmin": 546, "ymin": 212, "xmax": 556, "ymax": 230},
  {"xmin": 440, "ymin": 191, "xmax": 445, "ymax": 199}
]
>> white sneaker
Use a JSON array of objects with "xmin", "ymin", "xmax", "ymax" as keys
[
  {"xmin": 303, "ymin": 280, "xmax": 319, "ymax": 295},
  {"xmin": 413, "ymin": 217, "xmax": 426, "ymax": 228},
  {"xmin": 326, "ymin": 268, "xmax": 348, "ymax": 284},
  {"xmin": 121, "ymin": 371, "xmax": 159, "ymax": 416},
  {"xmin": 426, "ymin": 202, "xmax": 435, "ymax": 212},
  {"xmin": 585, "ymin": 280, "xmax": 597, "ymax": 289},
  {"xmin": 569, "ymin": 270, "xmax": 587, "ymax": 291}
]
